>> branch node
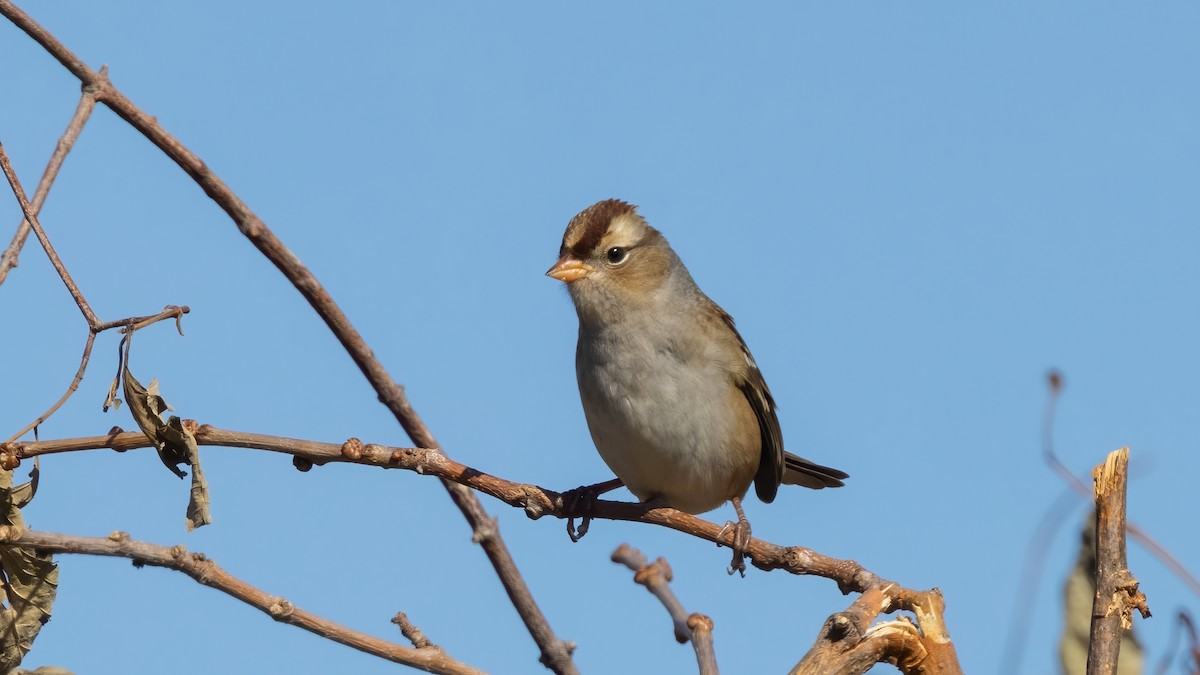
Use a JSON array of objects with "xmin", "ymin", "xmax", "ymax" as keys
[
  {"xmin": 521, "ymin": 490, "xmax": 547, "ymax": 520},
  {"xmin": 340, "ymin": 437, "xmax": 363, "ymax": 461},
  {"xmin": 391, "ymin": 611, "xmax": 435, "ymax": 649},
  {"xmin": 687, "ymin": 613, "xmax": 714, "ymax": 633},
  {"xmin": 361, "ymin": 443, "xmax": 388, "ymax": 463},
  {"xmin": 169, "ymin": 545, "xmax": 187, "ymax": 559},
  {"xmin": 268, "ymin": 598, "xmax": 295, "ymax": 619},
  {"xmin": 107, "ymin": 530, "xmax": 130, "ymax": 543}
]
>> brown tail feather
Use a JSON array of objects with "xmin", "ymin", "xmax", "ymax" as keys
[{"xmin": 782, "ymin": 452, "xmax": 848, "ymax": 489}]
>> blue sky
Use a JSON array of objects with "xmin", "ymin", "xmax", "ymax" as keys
[{"xmin": 2, "ymin": 2, "xmax": 1198, "ymax": 673}]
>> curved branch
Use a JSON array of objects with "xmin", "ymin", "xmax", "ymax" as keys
[
  {"xmin": 13, "ymin": 426, "xmax": 938, "ymax": 610},
  {"xmin": 0, "ymin": 5, "xmax": 575, "ymax": 671},
  {"xmin": 0, "ymin": 527, "xmax": 482, "ymax": 675},
  {"xmin": 2, "ymin": 332, "xmax": 94, "ymax": 445}
]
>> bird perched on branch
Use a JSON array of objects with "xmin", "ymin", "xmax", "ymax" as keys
[{"xmin": 547, "ymin": 198, "xmax": 848, "ymax": 574}]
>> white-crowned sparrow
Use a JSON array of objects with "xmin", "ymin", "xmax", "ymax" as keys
[{"xmin": 547, "ymin": 198, "xmax": 848, "ymax": 573}]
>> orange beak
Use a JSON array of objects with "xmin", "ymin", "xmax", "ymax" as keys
[{"xmin": 546, "ymin": 257, "xmax": 594, "ymax": 283}]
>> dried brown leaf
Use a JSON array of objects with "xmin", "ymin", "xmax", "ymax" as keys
[
  {"xmin": 122, "ymin": 367, "xmax": 186, "ymax": 478},
  {"xmin": 101, "ymin": 373, "xmax": 121, "ymax": 412},
  {"xmin": 0, "ymin": 470, "xmax": 58, "ymax": 671},
  {"xmin": 10, "ymin": 463, "xmax": 38, "ymax": 510},
  {"xmin": 162, "ymin": 417, "xmax": 210, "ymax": 531},
  {"xmin": 121, "ymin": 368, "xmax": 212, "ymax": 530}
]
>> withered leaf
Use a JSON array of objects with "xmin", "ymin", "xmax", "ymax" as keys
[
  {"xmin": 0, "ymin": 470, "xmax": 58, "ymax": 671},
  {"xmin": 122, "ymin": 368, "xmax": 186, "ymax": 478},
  {"xmin": 10, "ymin": 463, "xmax": 38, "ymax": 510},
  {"xmin": 101, "ymin": 374, "xmax": 122, "ymax": 413},
  {"xmin": 121, "ymin": 368, "xmax": 213, "ymax": 531},
  {"xmin": 162, "ymin": 417, "xmax": 211, "ymax": 531}
]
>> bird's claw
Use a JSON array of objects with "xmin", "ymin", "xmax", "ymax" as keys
[
  {"xmin": 717, "ymin": 518, "xmax": 751, "ymax": 577},
  {"xmin": 562, "ymin": 485, "xmax": 600, "ymax": 542}
]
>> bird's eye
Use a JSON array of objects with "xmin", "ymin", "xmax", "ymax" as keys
[{"xmin": 606, "ymin": 247, "xmax": 628, "ymax": 264}]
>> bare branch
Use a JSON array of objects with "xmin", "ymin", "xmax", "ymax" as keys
[
  {"xmin": 0, "ymin": 85, "xmax": 97, "ymax": 287},
  {"xmin": 12, "ymin": 427, "xmax": 945, "ymax": 614},
  {"xmin": 611, "ymin": 544, "xmax": 693, "ymax": 645},
  {"xmin": 0, "ymin": 527, "xmax": 482, "ymax": 675},
  {"xmin": 92, "ymin": 304, "xmax": 189, "ymax": 334},
  {"xmin": 611, "ymin": 544, "xmax": 717, "ymax": 674},
  {"xmin": 0, "ymin": 5, "xmax": 575, "ymax": 670},
  {"xmin": 0, "ymin": 140, "xmax": 99, "ymax": 327},
  {"xmin": 1087, "ymin": 448, "xmax": 1151, "ymax": 674}
]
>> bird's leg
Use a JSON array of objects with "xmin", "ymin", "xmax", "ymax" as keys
[
  {"xmin": 717, "ymin": 496, "xmax": 753, "ymax": 576},
  {"xmin": 561, "ymin": 477, "xmax": 624, "ymax": 542}
]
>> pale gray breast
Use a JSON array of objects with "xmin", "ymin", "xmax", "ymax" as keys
[{"xmin": 575, "ymin": 308, "xmax": 748, "ymax": 511}]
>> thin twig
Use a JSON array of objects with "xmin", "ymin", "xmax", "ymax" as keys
[
  {"xmin": 3, "ymin": 332, "xmax": 95, "ymax": 444},
  {"xmin": 0, "ymin": 4, "xmax": 576, "ymax": 671},
  {"xmin": 1153, "ymin": 611, "xmax": 1198, "ymax": 675},
  {"xmin": 611, "ymin": 544, "xmax": 717, "ymax": 674},
  {"xmin": 1042, "ymin": 371, "xmax": 1084, "ymax": 492},
  {"xmin": 0, "ymin": 85, "xmax": 98, "ymax": 287},
  {"xmin": 1000, "ymin": 487, "xmax": 1080, "ymax": 675},
  {"xmin": 1087, "ymin": 448, "xmax": 1151, "ymax": 674},
  {"xmin": 612, "ymin": 545, "xmax": 693, "ymax": 644},
  {"xmin": 93, "ymin": 304, "xmax": 189, "ymax": 334},
  {"xmin": 0, "ymin": 527, "xmax": 481, "ymax": 675},
  {"xmin": 0, "ymin": 140, "xmax": 99, "ymax": 327}
]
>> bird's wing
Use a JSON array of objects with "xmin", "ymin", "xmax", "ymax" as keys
[{"xmin": 707, "ymin": 301, "xmax": 785, "ymax": 504}]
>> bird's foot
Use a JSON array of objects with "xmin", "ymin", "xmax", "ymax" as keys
[
  {"xmin": 717, "ymin": 498, "xmax": 752, "ymax": 576},
  {"xmin": 561, "ymin": 478, "xmax": 623, "ymax": 542}
]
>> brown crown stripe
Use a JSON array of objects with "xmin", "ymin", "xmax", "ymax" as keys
[{"xmin": 562, "ymin": 199, "xmax": 638, "ymax": 258}]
